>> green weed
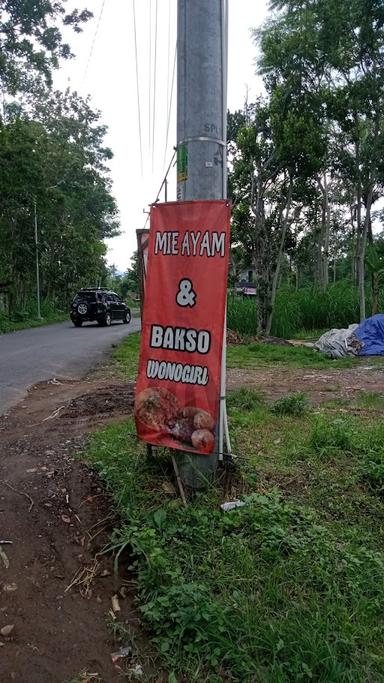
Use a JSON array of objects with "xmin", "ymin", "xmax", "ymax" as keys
[
  {"xmin": 227, "ymin": 387, "xmax": 264, "ymax": 411},
  {"xmin": 82, "ymin": 415, "xmax": 384, "ymax": 682},
  {"xmin": 0, "ymin": 303, "xmax": 66, "ymax": 334},
  {"xmin": 360, "ymin": 450, "xmax": 384, "ymax": 493},
  {"xmin": 227, "ymin": 341, "xmax": 365, "ymax": 369},
  {"xmin": 107, "ymin": 332, "xmax": 384, "ymax": 383},
  {"xmin": 271, "ymin": 392, "xmax": 308, "ymax": 416},
  {"xmin": 111, "ymin": 332, "xmax": 141, "ymax": 379},
  {"xmin": 310, "ymin": 417, "xmax": 353, "ymax": 455},
  {"xmin": 357, "ymin": 391, "xmax": 384, "ymax": 410}
]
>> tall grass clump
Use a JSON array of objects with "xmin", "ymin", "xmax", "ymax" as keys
[
  {"xmin": 227, "ymin": 295, "xmax": 256, "ymax": 336},
  {"xmin": 227, "ymin": 282, "xmax": 383, "ymax": 339}
]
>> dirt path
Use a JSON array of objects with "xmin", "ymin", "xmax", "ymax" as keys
[
  {"xmin": 0, "ymin": 378, "xmax": 146, "ymax": 683},
  {"xmin": 228, "ymin": 363, "xmax": 384, "ymax": 403}
]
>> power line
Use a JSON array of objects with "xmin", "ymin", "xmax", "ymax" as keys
[
  {"xmin": 151, "ymin": 0, "xmax": 158, "ymax": 171},
  {"xmin": 132, "ymin": 0, "xmax": 143, "ymax": 174},
  {"xmin": 142, "ymin": 148, "xmax": 177, "ymax": 230},
  {"xmin": 163, "ymin": 42, "xmax": 177, "ymax": 170},
  {"xmin": 165, "ymin": 0, "xmax": 171, "ymax": 134},
  {"xmin": 148, "ymin": 0, "xmax": 152, "ymax": 153},
  {"xmin": 82, "ymin": 0, "xmax": 106, "ymax": 84},
  {"xmin": 154, "ymin": 148, "xmax": 176, "ymax": 204}
]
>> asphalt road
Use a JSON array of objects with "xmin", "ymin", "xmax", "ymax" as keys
[{"xmin": 0, "ymin": 317, "xmax": 141, "ymax": 415}]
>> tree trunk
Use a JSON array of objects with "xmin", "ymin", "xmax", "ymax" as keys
[
  {"xmin": 317, "ymin": 173, "xmax": 330, "ymax": 290},
  {"xmin": 372, "ymin": 274, "xmax": 380, "ymax": 316},
  {"xmin": 355, "ymin": 141, "xmax": 362, "ymax": 289},
  {"xmin": 358, "ymin": 184, "xmax": 374, "ymax": 322},
  {"xmin": 265, "ymin": 180, "xmax": 293, "ymax": 336}
]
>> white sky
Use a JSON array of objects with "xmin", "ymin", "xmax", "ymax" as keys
[{"xmin": 56, "ymin": 1, "xmax": 268, "ymax": 271}]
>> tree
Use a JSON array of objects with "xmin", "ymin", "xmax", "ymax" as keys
[
  {"xmin": 366, "ymin": 241, "xmax": 384, "ymax": 316},
  {"xmin": 229, "ymin": 78, "xmax": 327, "ymax": 335},
  {"xmin": 259, "ymin": 0, "xmax": 384, "ymax": 320},
  {"xmin": 0, "ymin": 0, "xmax": 91, "ymax": 98},
  {"xmin": 0, "ymin": 88, "xmax": 119, "ymax": 313}
]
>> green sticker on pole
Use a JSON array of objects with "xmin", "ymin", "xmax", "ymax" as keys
[{"xmin": 177, "ymin": 144, "xmax": 188, "ymax": 182}]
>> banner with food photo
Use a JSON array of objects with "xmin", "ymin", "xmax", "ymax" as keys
[{"xmin": 135, "ymin": 200, "xmax": 231, "ymax": 455}]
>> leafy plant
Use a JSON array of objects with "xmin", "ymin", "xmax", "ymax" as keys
[
  {"xmin": 227, "ymin": 387, "xmax": 264, "ymax": 411},
  {"xmin": 271, "ymin": 392, "xmax": 308, "ymax": 416},
  {"xmin": 310, "ymin": 417, "xmax": 353, "ymax": 455},
  {"xmin": 83, "ymin": 414, "xmax": 384, "ymax": 681},
  {"xmin": 360, "ymin": 450, "xmax": 384, "ymax": 493}
]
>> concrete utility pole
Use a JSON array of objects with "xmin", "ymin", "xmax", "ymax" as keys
[
  {"xmin": 33, "ymin": 197, "xmax": 42, "ymax": 320},
  {"xmin": 176, "ymin": 0, "xmax": 228, "ymax": 488}
]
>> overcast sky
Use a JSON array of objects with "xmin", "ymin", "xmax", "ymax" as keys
[{"xmin": 56, "ymin": 1, "xmax": 269, "ymax": 271}]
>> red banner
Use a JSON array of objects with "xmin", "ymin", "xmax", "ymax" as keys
[{"xmin": 135, "ymin": 200, "xmax": 231, "ymax": 455}]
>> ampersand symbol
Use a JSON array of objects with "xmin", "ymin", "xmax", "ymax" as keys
[{"xmin": 176, "ymin": 278, "xmax": 196, "ymax": 308}]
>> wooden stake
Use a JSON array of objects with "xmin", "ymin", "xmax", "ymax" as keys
[{"xmin": 171, "ymin": 454, "xmax": 187, "ymax": 507}]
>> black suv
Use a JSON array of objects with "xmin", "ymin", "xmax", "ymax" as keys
[{"xmin": 70, "ymin": 288, "xmax": 131, "ymax": 327}]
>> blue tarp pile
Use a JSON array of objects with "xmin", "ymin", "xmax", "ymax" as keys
[
  {"xmin": 314, "ymin": 314, "xmax": 384, "ymax": 359},
  {"xmin": 356, "ymin": 314, "xmax": 384, "ymax": 356}
]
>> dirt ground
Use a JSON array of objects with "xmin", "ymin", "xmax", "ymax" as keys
[
  {"xmin": 228, "ymin": 363, "xmax": 384, "ymax": 403},
  {"xmin": 0, "ymin": 378, "xmax": 153, "ymax": 683},
  {"xmin": 1, "ymin": 361, "xmax": 384, "ymax": 682}
]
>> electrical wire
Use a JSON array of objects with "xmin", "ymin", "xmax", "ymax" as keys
[
  {"xmin": 166, "ymin": 0, "xmax": 171, "ymax": 115},
  {"xmin": 141, "ymin": 148, "xmax": 176, "ymax": 230},
  {"xmin": 151, "ymin": 0, "xmax": 158, "ymax": 171},
  {"xmin": 132, "ymin": 0, "xmax": 143, "ymax": 174},
  {"xmin": 82, "ymin": 0, "xmax": 106, "ymax": 84},
  {"xmin": 163, "ymin": 42, "xmax": 177, "ymax": 170},
  {"xmin": 148, "ymin": 0, "xmax": 152, "ymax": 153},
  {"xmin": 154, "ymin": 148, "xmax": 176, "ymax": 204}
]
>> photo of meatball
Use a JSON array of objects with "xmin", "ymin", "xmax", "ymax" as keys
[
  {"xmin": 191, "ymin": 429, "xmax": 215, "ymax": 453},
  {"xmin": 168, "ymin": 417, "xmax": 195, "ymax": 443},
  {"xmin": 135, "ymin": 387, "xmax": 180, "ymax": 432},
  {"xmin": 182, "ymin": 406, "xmax": 215, "ymax": 431}
]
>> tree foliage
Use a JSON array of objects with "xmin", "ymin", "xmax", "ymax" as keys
[
  {"xmin": 0, "ymin": 0, "xmax": 91, "ymax": 96},
  {"xmin": 229, "ymin": 0, "xmax": 384, "ymax": 332},
  {"xmin": 0, "ymin": 4, "xmax": 119, "ymax": 318}
]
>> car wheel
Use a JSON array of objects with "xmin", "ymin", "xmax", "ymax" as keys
[
  {"xmin": 73, "ymin": 320, "xmax": 83, "ymax": 327},
  {"xmin": 104, "ymin": 312, "xmax": 112, "ymax": 327},
  {"xmin": 77, "ymin": 302, "xmax": 88, "ymax": 315},
  {"xmin": 123, "ymin": 310, "xmax": 131, "ymax": 324}
]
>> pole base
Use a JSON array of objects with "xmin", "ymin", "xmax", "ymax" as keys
[{"xmin": 176, "ymin": 450, "xmax": 218, "ymax": 490}]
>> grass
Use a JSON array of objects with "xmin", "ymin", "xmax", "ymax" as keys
[
  {"xmin": 0, "ymin": 309, "xmax": 66, "ymax": 334},
  {"xmin": 227, "ymin": 340, "xmax": 384, "ymax": 369},
  {"xmin": 108, "ymin": 332, "xmax": 384, "ymax": 380},
  {"xmin": 110, "ymin": 332, "xmax": 141, "ymax": 379},
  {"xmin": 271, "ymin": 392, "xmax": 308, "ymax": 416},
  {"xmin": 81, "ymin": 337, "xmax": 384, "ymax": 682},
  {"xmin": 228, "ymin": 281, "xmax": 384, "ymax": 339}
]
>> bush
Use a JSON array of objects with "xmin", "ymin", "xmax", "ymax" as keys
[
  {"xmin": 271, "ymin": 393, "xmax": 308, "ymax": 416},
  {"xmin": 360, "ymin": 450, "xmax": 384, "ymax": 493},
  {"xmin": 310, "ymin": 417, "xmax": 353, "ymax": 455}
]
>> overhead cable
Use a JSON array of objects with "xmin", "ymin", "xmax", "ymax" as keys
[
  {"xmin": 132, "ymin": 0, "xmax": 143, "ymax": 174},
  {"xmin": 165, "ymin": 0, "xmax": 172, "ymax": 136},
  {"xmin": 82, "ymin": 0, "xmax": 106, "ymax": 84},
  {"xmin": 148, "ymin": 0, "xmax": 153, "ymax": 154},
  {"xmin": 142, "ymin": 148, "xmax": 176, "ymax": 230},
  {"xmin": 163, "ymin": 42, "xmax": 177, "ymax": 170},
  {"xmin": 151, "ymin": 0, "xmax": 158, "ymax": 170}
]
